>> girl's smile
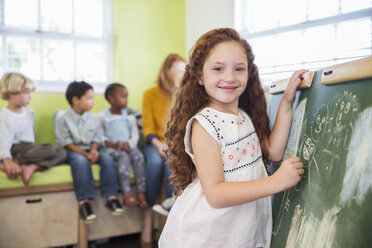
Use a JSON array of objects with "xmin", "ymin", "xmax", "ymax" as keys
[{"xmin": 200, "ymin": 41, "xmax": 248, "ymax": 114}]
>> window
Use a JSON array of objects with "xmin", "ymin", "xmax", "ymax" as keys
[
  {"xmin": 235, "ymin": 0, "xmax": 372, "ymax": 87},
  {"xmin": 0, "ymin": 0, "xmax": 113, "ymax": 92}
]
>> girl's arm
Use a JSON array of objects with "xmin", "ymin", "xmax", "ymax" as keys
[
  {"xmin": 192, "ymin": 120, "xmax": 304, "ymax": 209},
  {"xmin": 267, "ymin": 69, "xmax": 308, "ymax": 161}
]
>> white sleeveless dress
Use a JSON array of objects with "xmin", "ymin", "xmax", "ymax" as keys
[{"xmin": 159, "ymin": 107, "xmax": 272, "ymax": 248}]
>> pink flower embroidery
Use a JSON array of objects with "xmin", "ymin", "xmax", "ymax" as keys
[
  {"xmin": 243, "ymin": 149, "xmax": 246, "ymax": 154},
  {"xmin": 228, "ymin": 155, "xmax": 234, "ymax": 160},
  {"xmin": 252, "ymin": 144, "xmax": 255, "ymax": 150}
]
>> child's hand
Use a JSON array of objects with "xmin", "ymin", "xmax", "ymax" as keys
[
  {"xmin": 121, "ymin": 142, "xmax": 130, "ymax": 153},
  {"xmin": 114, "ymin": 141, "xmax": 122, "ymax": 152},
  {"xmin": 3, "ymin": 158, "xmax": 22, "ymax": 179},
  {"xmin": 87, "ymin": 150, "xmax": 99, "ymax": 163},
  {"xmin": 272, "ymin": 157, "xmax": 304, "ymax": 191},
  {"xmin": 283, "ymin": 69, "xmax": 308, "ymax": 105}
]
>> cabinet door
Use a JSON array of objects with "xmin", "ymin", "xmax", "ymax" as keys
[
  {"xmin": 0, "ymin": 191, "xmax": 78, "ymax": 248},
  {"xmin": 87, "ymin": 190, "xmax": 144, "ymax": 240}
]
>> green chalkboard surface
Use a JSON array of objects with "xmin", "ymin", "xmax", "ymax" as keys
[{"xmin": 268, "ymin": 67, "xmax": 372, "ymax": 247}]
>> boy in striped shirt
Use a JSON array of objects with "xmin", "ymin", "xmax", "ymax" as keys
[{"xmin": 0, "ymin": 72, "xmax": 66, "ymax": 185}]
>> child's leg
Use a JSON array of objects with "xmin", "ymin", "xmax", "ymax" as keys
[
  {"xmin": 38, "ymin": 147, "xmax": 67, "ymax": 167},
  {"xmin": 11, "ymin": 142, "xmax": 57, "ymax": 169},
  {"xmin": 97, "ymin": 151, "xmax": 119, "ymax": 198},
  {"xmin": 67, "ymin": 151, "xmax": 95, "ymax": 201},
  {"xmin": 129, "ymin": 148, "xmax": 148, "ymax": 208},
  {"xmin": 113, "ymin": 151, "xmax": 137, "ymax": 206},
  {"xmin": 129, "ymin": 148, "xmax": 146, "ymax": 193},
  {"xmin": 113, "ymin": 151, "xmax": 132, "ymax": 194}
]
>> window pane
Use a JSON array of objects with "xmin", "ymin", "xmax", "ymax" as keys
[
  {"xmin": 43, "ymin": 40, "xmax": 74, "ymax": 81},
  {"xmin": 4, "ymin": 0, "xmax": 38, "ymax": 29},
  {"xmin": 275, "ymin": 31, "xmax": 304, "ymax": 65},
  {"xmin": 75, "ymin": 0, "xmax": 103, "ymax": 36},
  {"xmin": 336, "ymin": 18, "xmax": 372, "ymax": 58},
  {"xmin": 341, "ymin": 0, "xmax": 372, "ymax": 13},
  {"xmin": 246, "ymin": 0, "xmax": 279, "ymax": 33},
  {"xmin": 308, "ymin": 0, "xmax": 339, "ymax": 20},
  {"xmin": 7, "ymin": 37, "xmax": 40, "ymax": 79},
  {"xmin": 279, "ymin": 0, "xmax": 306, "ymax": 26},
  {"xmin": 40, "ymin": 0, "xmax": 73, "ymax": 33},
  {"xmin": 76, "ymin": 42, "xmax": 106, "ymax": 82},
  {"xmin": 250, "ymin": 35, "xmax": 276, "ymax": 67},
  {"xmin": 304, "ymin": 25, "xmax": 335, "ymax": 62}
]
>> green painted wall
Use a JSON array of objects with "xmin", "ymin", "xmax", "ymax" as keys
[{"xmin": 113, "ymin": 0, "xmax": 186, "ymax": 110}]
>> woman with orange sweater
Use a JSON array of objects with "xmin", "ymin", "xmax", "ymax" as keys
[{"xmin": 141, "ymin": 54, "xmax": 186, "ymax": 247}]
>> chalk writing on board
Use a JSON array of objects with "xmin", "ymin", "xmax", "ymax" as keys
[
  {"xmin": 273, "ymin": 91, "xmax": 364, "ymax": 240},
  {"xmin": 310, "ymin": 104, "xmax": 328, "ymax": 142},
  {"xmin": 328, "ymin": 91, "xmax": 359, "ymax": 148}
]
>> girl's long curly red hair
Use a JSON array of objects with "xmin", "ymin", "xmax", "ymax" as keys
[{"xmin": 165, "ymin": 28, "xmax": 271, "ymax": 195}]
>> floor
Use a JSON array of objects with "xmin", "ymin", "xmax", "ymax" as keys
[
  {"xmin": 96, "ymin": 234, "xmax": 156, "ymax": 248},
  {"xmin": 90, "ymin": 233, "xmax": 158, "ymax": 248},
  {"xmin": 58, "ymin": 233, "xmax": 158, "ymax": 248}
]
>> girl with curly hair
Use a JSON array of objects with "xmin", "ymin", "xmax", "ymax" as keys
[{"xmin": 159, "ymin": 28, "xmax": 306, "ymax": 247}]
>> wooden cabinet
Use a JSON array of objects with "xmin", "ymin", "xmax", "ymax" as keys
[{"xmin": 0, "ymin": 191, "xmax": 78, "ymax": 248}]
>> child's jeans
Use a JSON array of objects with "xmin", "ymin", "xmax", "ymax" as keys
[
  {"xmin": 11, "ymin": 142, "xmax": 67, "ymax": 169},
  {"xmin": 144, "ymin": 144, "xmax": 173, "ymax": 207},
  {"xmin": 112, "ymin": 148, "xmax": 146, "ymax": 194},
  {"xmin": 67, "ymin": 150, "xmax": 118, "ymax": 201}
]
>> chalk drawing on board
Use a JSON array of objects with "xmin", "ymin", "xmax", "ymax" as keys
[
  {"xmin": 340, "ymin": 106, "xmax": 372, "ymax": 207},
  {"xmin": 285, "ymin": 204, "xmax": 341, "ymax": 248},
  {"xmin": 328, "ymin": 91, "xmax": 359, "ymax": 148},
  {"xmin": 272, "ymin": 189, "xmax": 291, "ymax": 235},
  {"xmin": 310, "ymin": 104, "xmax": 329, "ymax": 142},
  {"xmin": 286, "ymin": 99, "xmax": 307, "ymax": 156},
  {"xmin": 297, "ymin": 134, "xmax": 320, "ymax": 191}
]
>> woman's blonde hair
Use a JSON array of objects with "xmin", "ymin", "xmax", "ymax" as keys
[
  {"xmin": 157, "ymin": 54, "xmax": 186, "ymax": 96},
  {"xmin": 0, "ymin": 72, "xmax": 35, "ymax": 100}
]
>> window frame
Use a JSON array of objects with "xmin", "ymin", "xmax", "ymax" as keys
[
  {"xmin": 0, "ymin": 0, "xmax": 114, "ymax": 93},
  {"xmin": 235, "ymin": 0, "xmax": 372, "ymax": 87}
]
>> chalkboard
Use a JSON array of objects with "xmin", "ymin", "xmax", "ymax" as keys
[{"xmin": 267, "ymin": 57, "xmax": 372, "ymax": 248}]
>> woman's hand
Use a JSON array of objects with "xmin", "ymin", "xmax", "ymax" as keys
[{"xmin": 152, "ymin": 138, "xmax": 168, "ymax": 158}]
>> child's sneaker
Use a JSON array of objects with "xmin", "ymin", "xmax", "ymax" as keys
[
  {"xmin": 152, "ymin": 196, "xmax": 176, "ymax": 216},
  {"xmin": 79, "ymin": 202, "xmax": 97, "ymax": 224},
  {"xmin": 106, "ymin": 198, "xmax": 124, "ymax": 216}
]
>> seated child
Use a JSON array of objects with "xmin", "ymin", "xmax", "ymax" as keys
[
  {"xmin": 55, "ymin": 81, "xmax": 123, "ymax": 223},
  {"xmin": 0, "ymin": 72, "xmax": 67, "ymax": 185},
  {"xmin": 98, "ymin": 83, "xmax": 148, "ymax": 208}
]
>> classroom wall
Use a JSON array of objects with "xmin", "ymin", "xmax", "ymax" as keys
[
  {"xmin": 0, "ymin": 0, "xmax": 185, "ymax": 144},
  {"xmin": 185, "ymin": 0, "xmax": 234, "ymax": 54},
  {"xmin": 0, "ymin": 93, "xmax": 110, "ymax": 144},
  {"xmin": 113, "ymin": 0, "xmax": 186, "ymax": 111}
]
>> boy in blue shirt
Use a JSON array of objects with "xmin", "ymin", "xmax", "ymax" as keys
[{"xmin": 55, "ymin": 81, "xmax": 123, "ymax": 223}]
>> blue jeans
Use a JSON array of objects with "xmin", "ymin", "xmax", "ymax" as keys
[
  {"xmin": 67, "ymin": 150, "xmax": 118, "ymax": 201},
  {"xmin": 144, "ymin": 144, "xmax": 172, "ymax": 207}
]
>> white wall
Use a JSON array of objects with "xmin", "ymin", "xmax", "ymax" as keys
[{"xmin": 185, "ymin": 0, "xmax": 234, "ymax": 55}]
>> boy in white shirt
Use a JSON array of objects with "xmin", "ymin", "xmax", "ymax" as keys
[{"xmin": 0, "ymin": 72, "xmax": 66, "ymax": 185}]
